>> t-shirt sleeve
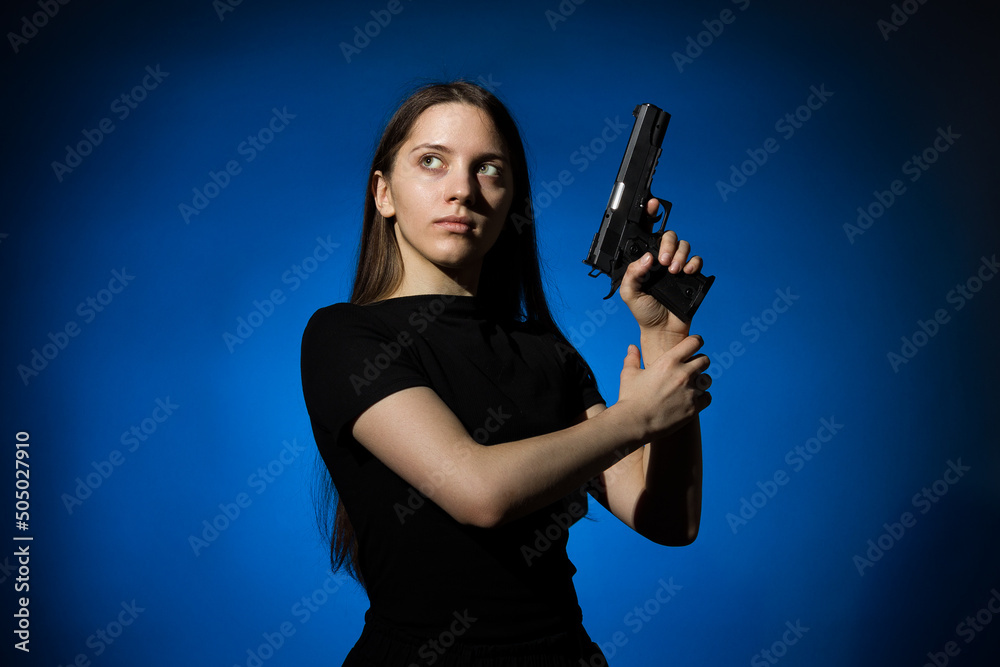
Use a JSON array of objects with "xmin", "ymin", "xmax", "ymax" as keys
[{"xmin": 300, "ymin": 303, "xmax": 430, "ymax": 443}]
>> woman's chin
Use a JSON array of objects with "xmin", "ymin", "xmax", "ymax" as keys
[{"xmin": 426, "ymin": 242, "xmax": 489, "ymax": 269}]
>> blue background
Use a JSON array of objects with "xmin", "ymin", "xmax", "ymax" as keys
[{"xmin": 3, "ymin": 0, "xmax": 999, "ymax": 665}]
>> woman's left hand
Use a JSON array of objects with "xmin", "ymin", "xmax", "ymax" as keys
[{"xmin": 619, "ymin": 198, "xmax": 704, "ymax": 336}]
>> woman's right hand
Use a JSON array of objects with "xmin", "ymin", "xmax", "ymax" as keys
[{"xmin": 615, "ymin": 336, "xmax": 711, "ymax": 442}]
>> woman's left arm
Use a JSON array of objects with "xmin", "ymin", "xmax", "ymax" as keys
[
  {"xmin": 582, "ymin": 200, "xmax": 709, "ymax": 546},
  {"xmin": 581, "ymin": 364, "xmax": 703, "ymax": 546}
]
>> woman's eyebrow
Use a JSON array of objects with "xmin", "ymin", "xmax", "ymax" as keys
[{"xmin": 409, "ymin": 142, "xmax": 449, "ymax": 154}]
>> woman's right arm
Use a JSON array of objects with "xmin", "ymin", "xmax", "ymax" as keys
[{"xmin": 351, "ymin": 335, "xmax": 710, "ymax": 528}]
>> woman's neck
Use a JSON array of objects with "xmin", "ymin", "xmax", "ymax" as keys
[{"xmin": 389, "ymin": 250, "xmax": 483, "ymax": 298}]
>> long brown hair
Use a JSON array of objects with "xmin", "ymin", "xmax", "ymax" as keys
[{"xmin": 317, "ymin": 80, "xmax": 571, "ymax": 583}]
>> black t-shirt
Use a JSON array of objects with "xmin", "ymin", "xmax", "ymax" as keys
[{"xmin": 300, "ymin": 294, "xmax": 605, "ymax": 642}]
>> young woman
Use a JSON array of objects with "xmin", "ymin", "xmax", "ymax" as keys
[{"xmin": 300, "ymin": 81, "xmax": 711, "ymax": 666}]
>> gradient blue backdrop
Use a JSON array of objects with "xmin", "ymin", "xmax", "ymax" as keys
[{"xmin": 3, "ymin": 0, "xmax": 999, "ymax": 665}]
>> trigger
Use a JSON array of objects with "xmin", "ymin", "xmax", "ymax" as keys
[
  {"xmin": 653, "ymin": 197, "xmax": 673, "ymax": 233},
  {"xmin": 603, "ymin": 271, "xmax": 624, "ymax": 300}
]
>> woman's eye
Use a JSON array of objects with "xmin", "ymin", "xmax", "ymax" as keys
[
  {"xmin": 421, "ymin": 155, "xmax": 443, "ymax": 169},
  {"xmin": 478, "ymin": 163, "xmax": 501, "ymax": 177}
]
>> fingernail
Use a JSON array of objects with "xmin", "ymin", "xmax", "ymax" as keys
[
  {"xmin": 670, "ymin": 260, "xmax": 681, "ymax": 272},
  {"xmin": 659, "ymin": 252, "xmax": 669, "ymax": 264}
]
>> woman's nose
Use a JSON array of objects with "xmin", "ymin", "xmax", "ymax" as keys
[{"xmin": 445, "ymin": 167, "xmax": 477, "ymax": 206}]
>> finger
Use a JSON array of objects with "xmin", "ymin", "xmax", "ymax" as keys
[
  {"xmin": 683, "ymin": 255, "xmax": 704, "ymax": 274},
  {"xmin": 697, "ymin": 391, "xmax": 712, "ymax": 411},
  {"xmin": 622, "ymin": 344, "xmax": 642, "ymax": 370},
  {"xmin": 660, "ymin": 334, "xmax": 705, "ymax": 364},
  {"xmin": 694, "ymin": 373, "xmax": 712, "ymax": 391},
  {"xmin": 667, "ymin": 239, "xmax": 690, "ymax": 274},
  {"xmin": 658, "ymin": 230, "xmax": 678, "ymax": 266},
  {"xmin": 621, "ymin": 251, "xmax": 655, "ymax": 296},
  {"xmin": 688, "ymin": 352, "xmax": 711, "ymax": 373},
  {"xmin": 646, "ymin": 198, "xmax": 662, "ymax": 222}
]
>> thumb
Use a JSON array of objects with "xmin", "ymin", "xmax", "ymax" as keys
[
  {"xmin": 621, "ymin": 344, "xmax": 641, "ymax": 371},
  {"xmin": 621, "ymin": 252, "xmax": 654, "ymax": 299}
]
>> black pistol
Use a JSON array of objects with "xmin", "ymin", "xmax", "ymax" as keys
[{"xmin": 583, "ymin": 103, "xmax": 715, "ymax": 322}]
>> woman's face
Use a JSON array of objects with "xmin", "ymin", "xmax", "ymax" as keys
[{"xmin": 373, "ymin": 102, "xmax": 514, "ymax": 281}]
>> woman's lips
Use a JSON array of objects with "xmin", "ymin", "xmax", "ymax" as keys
[{"xmin": 434, "ymin": 216, "xmax": 472, "ymax": 233}]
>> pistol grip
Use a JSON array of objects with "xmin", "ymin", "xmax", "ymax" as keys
[{"xmin": 621, "ymin": 230, "xmax": 715, "ymax": 322}]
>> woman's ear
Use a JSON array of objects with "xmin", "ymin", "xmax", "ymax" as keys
[{"xmin": 372, "ymin": 170, "xmax": 395, "ymax": 218}]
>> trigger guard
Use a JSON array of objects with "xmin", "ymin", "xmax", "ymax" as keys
[{"xmin": 649, "ymin": 196, "xmax": 672, "ymax": 233}]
